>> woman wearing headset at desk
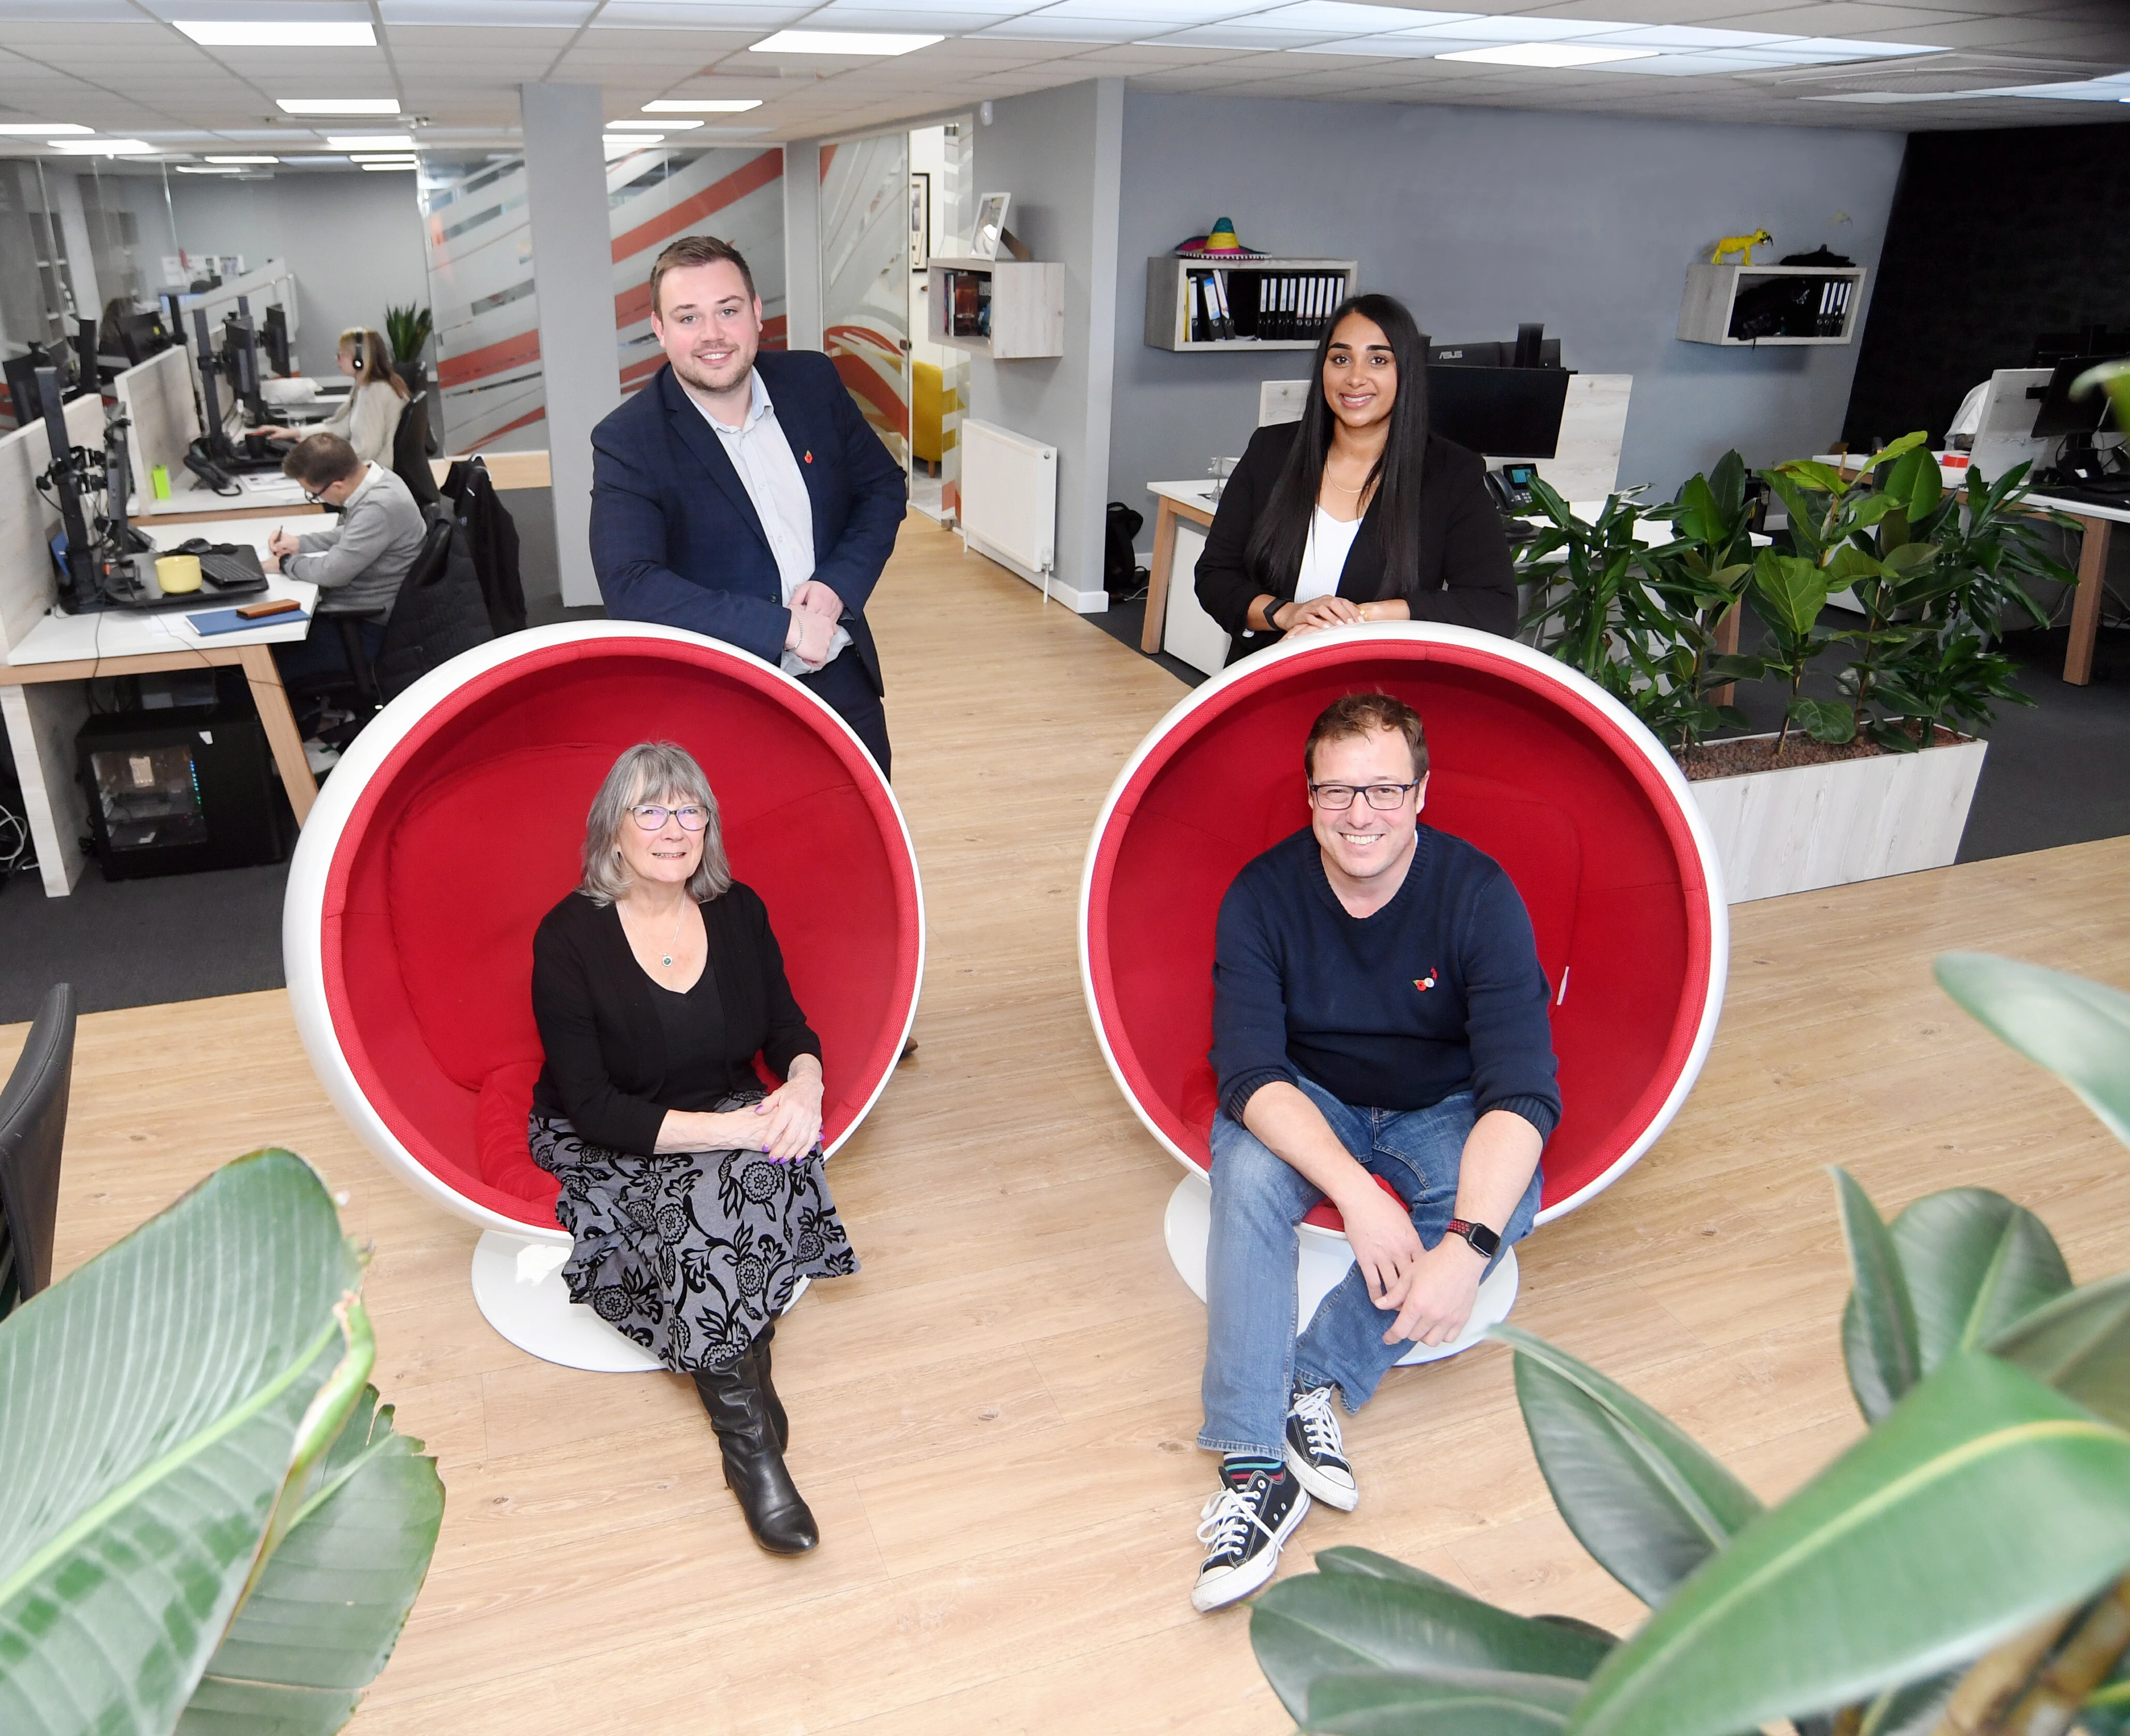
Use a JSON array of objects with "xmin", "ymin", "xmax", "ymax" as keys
[
  {"xmin": 254, "ymin": 326, "xmax": 408, "ymax": 468},
  {"xmin": 1194, "ymin": 292, "xmax": 1516, "ymax": 665}
]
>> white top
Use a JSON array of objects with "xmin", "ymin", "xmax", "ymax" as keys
[
  {"xmin": 312, "ymin": 378, "xmax": 406, "ymax": 468},
  {"xmin": 1295, "ymin": 506, "xmax": 1364, "ymax": 605},
  {"xmin": 689, "ymin": 369, "xmax": 849, "ymax": 675}
]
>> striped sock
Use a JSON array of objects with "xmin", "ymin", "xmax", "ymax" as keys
[{"xmin": 1222, "ymin": 1454, "xmax": 1283, "ymax": 1490}]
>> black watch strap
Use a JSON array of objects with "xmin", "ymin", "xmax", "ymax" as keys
[
  {"xmin": 1445, "ymin": 1217, "xmax": 1502, "ymax": 1260},
  {"xmin": 1266, "ymin": 597, "xmax": 1286, "ymax": 632}
]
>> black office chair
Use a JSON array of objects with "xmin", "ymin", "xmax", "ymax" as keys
[
  {"xmin": 0, "ymin": 983, "xmax": 77, "ymax": 1320},
  {"xmin": 392, "ymin": 394, "xmax": 444, "ymax": 511}
]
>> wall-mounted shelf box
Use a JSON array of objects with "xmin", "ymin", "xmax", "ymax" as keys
[
  {"xmin": 1145, "ymin": 255, "xmax": 1359, "ymax": 352},
  {"xmin": 926, "ymin": 256, "xmax": 1064, "ymax": 360},
  {"xmin": 1678, "ymin": 261, "xmax": 1869, "ymax": 347}
]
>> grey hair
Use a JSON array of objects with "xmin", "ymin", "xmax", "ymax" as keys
[{"xmin": 579, "ymin": 741, "xmax": 733, "ymax": 905}]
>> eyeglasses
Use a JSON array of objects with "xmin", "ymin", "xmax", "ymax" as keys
[
  {"xmin": 630, "ymin": 804, "xmax": 708, "ymax": 831},
  {"xmin": 1309, "ymin": 780, "xmax": 1421, "ymax": 812}
]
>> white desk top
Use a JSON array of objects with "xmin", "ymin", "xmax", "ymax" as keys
[
  {"xmin": 7, "ymin": 515, "xmax": 317, "ymax": 667},
  {"xmin": 1151, "ymin": 479, "xmax": 1223, "ymax": 514},
  {"xmin": 134, "ymin": 473, "xmax": 312, "ymax": 517},
  {"xmin": 2024, "ymin": 489, "xmax": 2130, "ymax": 525}
]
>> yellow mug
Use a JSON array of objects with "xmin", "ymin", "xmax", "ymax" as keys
[{"xmin": 154, "ymin": 553, "xmax": 203, "ymax": 595}]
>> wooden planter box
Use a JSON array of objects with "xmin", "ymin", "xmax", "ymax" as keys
[{"xmin": 1688, "ymin": 733, "xmax": 1988, "ymax": 903}]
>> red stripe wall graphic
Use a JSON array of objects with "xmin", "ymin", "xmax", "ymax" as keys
[{"xmin": 421, "ymin": 145, "xmax": 787, "ymax": 452}]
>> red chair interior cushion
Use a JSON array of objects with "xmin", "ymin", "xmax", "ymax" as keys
[
  {"xmin": 1087, "ymin": 642, "xmax": 1711, "ymax": 1227},
  {"xmin": 321, "ymin": 638, "xmax": 921, "ymax": 1231}
]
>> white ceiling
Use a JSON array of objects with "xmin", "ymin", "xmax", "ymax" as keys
[{"xmin": 0, "ymin": 0, "xmax": 2125, "ymax": 169}]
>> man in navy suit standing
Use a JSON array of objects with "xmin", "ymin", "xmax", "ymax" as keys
[{"xmin": 591, "ymin": 234, "xmax": 907, "ymax": 773}]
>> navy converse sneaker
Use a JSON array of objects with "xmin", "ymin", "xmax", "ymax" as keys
[
  {"xmin": 1192, "ymin": 1458, "xmax": 1310, "ymax": 1613},
  {"xmin": 1284, "ymin": 1384, "xmax": 1359, "ymax": 1511}
]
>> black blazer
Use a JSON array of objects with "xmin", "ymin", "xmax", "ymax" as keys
[
  {"xmin": 589, "ymin": 351, "xmax": 908, "ymax": 695},
  {"xmin": 530, "ymin": 884, "xmax": 822, "ymax": 1157},
  {"xmin": 1193, "ymin": 423, "xmax": 1516, "ymax": 661}
]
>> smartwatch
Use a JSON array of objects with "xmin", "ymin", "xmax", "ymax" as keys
[
  {"xmin": 1445, "ymin": 1218, "xmax": 1502, "ymax": 1260},
  {"xmin": 1265, "ymin": 598, "xmax": 1288, "ymax": 632}
]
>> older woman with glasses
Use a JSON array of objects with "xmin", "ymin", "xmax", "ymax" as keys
[{"xmin": 528, "ymin": 740, "xmax": 856, "ymax": 1556}]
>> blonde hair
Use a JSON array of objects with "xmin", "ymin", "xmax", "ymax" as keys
[
  {"xmin": 579, "ymin": 742, "xmax": 733, "ymax": 905},
  {"xmin": 338, "ymin": 326, "xmax": 411, "ymax": 399}
]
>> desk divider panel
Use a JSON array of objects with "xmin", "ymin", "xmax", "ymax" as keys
[{"xmin": 113, "ymin": 347, "xmax": 199, "ymax": 515}]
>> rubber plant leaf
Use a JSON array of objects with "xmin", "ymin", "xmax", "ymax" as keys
[
  {"xmin": 1253, "ymin": 1566, "xmax": 1614, "ymax": 1722},
  {"xmin": 0, "ymin": 1150, "xmax": 362, "ymax": 1736},
  {"xmin": 1834, "ymin": 1169, "xmax": 1922, "ymax": 1424},
  {"xmin": 175, "ymin": 1383, "xmax": 444, "ymax": 1736},
  {"xmin": 1989, "ymin": 1271, "xmax": 2130, "ymax": 1431},
  {"xmin": 1491, "ymin": 1326, "xmax": 1761, "ymax": 1604},
  {"xmin": 1886, "ymin": 1186, "xmax": 2069, "ymax": 1371},
  {"xmin": 1751, "ymin": 551, "xmax": 1831, "ymax": 639},
  {"xmin": 1934, "ymin": 952, "xmax": 2130, "ymax": 1149},
  {"xmin": 1562, "ymin": 1352, "xmax": 2130, "ymax": 1736},
  {"xmin": 1305, "ymin": 1666, "xmax": 1583, "ymax": 1735}
]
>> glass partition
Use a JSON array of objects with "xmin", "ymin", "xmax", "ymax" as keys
[{"xmin": 819, "ymin": 132, "xmax": 909, "ymax": 467}]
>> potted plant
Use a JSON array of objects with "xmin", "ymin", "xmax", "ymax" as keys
[
  {"xmin": 0, "ymin": 1149, "xmax": 444, "ymax": 1735},
  {"xmin": 1518, "ymin": 439, "xmax": 2076, "ymax": 901},
  {"xmin": 383, "ymin": 302, "xmax": 435, "ymax": 397},
  {"xmin": 1247, "ymin": 952, "xmax": 2130, "ymax": 1736}
]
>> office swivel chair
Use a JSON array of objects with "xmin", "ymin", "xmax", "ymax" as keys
[
  {"xmin": 391, "ymin": 393, "xmax": 442, "ymax": 511},
  {"xmin": 1079, "ymin": 625, "xmax": 1729, "ymax": 1362},
  {"xmin": 0, "ymin": 983, "xmax": 78, "ymax": 1321}
]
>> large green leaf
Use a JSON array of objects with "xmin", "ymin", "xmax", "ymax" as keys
[
  {"xmin": 1887, "ymin": 1188, "xmax": 2070, "ymax": 1370},
  {"xmin": 1751, "ymin": 551, "xmax": 1832, "ymax": 639},
  {"xmin": 1563, "ymin": 1353, "xmax": 2130, "ymax": 1736},
  {"xmin": 176, "ymin": 1388, "xmax": 444, "ymax": 1736},
  {"xmin": 1834, "ymin": 1169, "xmax": 1922, "ymax": 1424},
  {"xmin": 0, "ymin": 1152, "xmax": 362, "ymax": 1736},
  {"xmin": 1254, "ymin": 1567, "xmax": 1614, "ymax": 1721},
  {"xmin": 1492, "ymin": 1327, "xmax": 1762, "ymax": 1604},
  {"xmin": 1989, "ymin": 1271, "xmax": 2130, "ymax": 1431},
  {"xmin": 1306, "ymin": 1667, "xmax": 1583, "ymax": 1734},
  {"xmin": 1934, "ymin": 953, "xmax": 2130, "ymax": 1148}
]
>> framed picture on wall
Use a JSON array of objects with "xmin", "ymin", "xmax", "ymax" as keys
[
  {"xmin": 909, "ymin": 173, "xmax": 930, "ymax": 271},
  {"xmin": 970, "ymin": 191, "xmax": 1009, "ymax": 262}
]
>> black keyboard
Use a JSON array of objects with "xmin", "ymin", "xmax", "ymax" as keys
[{"xmin": 2038, "ymin": 481, "xmax": 2130, "ymax": 509}]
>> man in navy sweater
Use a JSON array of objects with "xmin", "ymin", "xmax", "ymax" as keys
[{"xmin": 1190, "ymin": 692, "xmax": 1559, "ymax": 1613}]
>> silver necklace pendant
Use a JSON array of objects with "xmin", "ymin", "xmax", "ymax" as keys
[{"xmin": 661, "ymin": 952, "xmax": 674, "ymax": 967}]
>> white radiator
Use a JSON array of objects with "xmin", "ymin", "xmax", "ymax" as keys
[{"xmin": 958, "ymin": 417, "xmax": 1058, "ymax": 600}]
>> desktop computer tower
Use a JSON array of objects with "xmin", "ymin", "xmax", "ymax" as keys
[{"xmin": 76, "ymin": 705, "xmax": 293, "ymax": 880}]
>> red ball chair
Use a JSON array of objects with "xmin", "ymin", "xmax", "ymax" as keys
[
  {"xmin": 1079, "ymin": 624, "xmax": 1727, "ymax": 1363},
  {"xmin": 285, "ymin": 625, "xmax": 923, "ymax": 1371}
]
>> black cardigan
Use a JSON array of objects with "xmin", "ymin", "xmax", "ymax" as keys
[
  {"xmin": 1193, "ymin": 423, "xmax": 1516, "ymax": 660},
  {"xmin": 530, "ymin": 883, "xmax": 822, "ymax": 1156}
]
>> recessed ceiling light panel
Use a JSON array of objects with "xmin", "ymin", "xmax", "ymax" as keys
[
  {"xmin": 206, "ymin": 154, "xmax": 280, "ymax": 163},
  {"xmin": 0, "ymin": 122, "xmax": 92, "ymax": 136},
  {"xmin": 749, "ymin": 31, "xmax": 942, "ymax": 56},
  {"xmin": 326, "ymin": 133, "xmax": 416, "ymax": 150},
  {"xmin": 361, "ymin": 161, "xmax": 416, "ymax": 171},
  {"xmin": 174, "ymin": 20, "xmax": 377, "ymax": 47},
  {"xmin": 277, "ymin": 97, "xmax": 400, "ymax": 115},
  {"xmin": 608, "ymin": 119, "xmax": 697, "ymax": 130},
  {"xmin": 642, "ymin": 99, "xmax": 763, "ymax": 113},
  {"xmin": 53, "ymin": 138, "xmax": 157, "ymax": 154},
  {"xmin": 1435, "ymin": 41, "xmax": 1659, "ymax": 67}
]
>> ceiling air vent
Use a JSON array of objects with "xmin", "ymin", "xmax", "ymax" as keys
[{"xmin": 1736, "ymin": 52, "xmax": 2115, "ymax": 97}]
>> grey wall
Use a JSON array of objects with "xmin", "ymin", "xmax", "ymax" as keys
[
  {"xmin": 1108, "ymin": 93, "xmax": 1907, "ymax": 521},
  {"xmin": 165, "ymin": 170, "xmax": 430, "ymax": 377},
  {"xmin": 968, "ymin": 78, "xmax": 1123, "ymax": 605}
]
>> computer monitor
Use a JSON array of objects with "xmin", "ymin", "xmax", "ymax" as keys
[
  {"xmin": 1426, "ymin": 365, "xmax": 1572, "ymax": 460},
  {"xmin": 2029, "ymin": 355, "xmax": 2125, "ymax": 439},
  {"xmin": 117, "ymin": 310, "xmax": 168, "ymax": 366},
  {"xmin": 219, "ymin": 310, "xmax": 265, "ymax": 423},
  {"xmin": 261, "ymin": 305, "xmax": 291, "ymax": 377}
]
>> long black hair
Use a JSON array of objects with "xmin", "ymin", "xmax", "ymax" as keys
[{"xmin": 1242, "ymin": 291, "xmax": 1430, "ymax": 603}]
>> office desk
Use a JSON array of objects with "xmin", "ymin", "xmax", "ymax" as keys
[
  {"xmin": 1142, "ymin": 480, "xmax": 1221, "ymax": 654},
  {"xmin": 1, "ymin": 515, "xmax": 320, "ymax": 896},
  {"xmin": 135, "ymin": 474, "xmax": 316, "ymax": 520}
]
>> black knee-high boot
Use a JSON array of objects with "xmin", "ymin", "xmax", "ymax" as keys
[
  {"xmin": 692, "ymin": 1359, "xmax": 818, "ymax": 1555},
  {"xmin": 752, "ymin": 1315, "xmax": 789, "ymax": 1450}
]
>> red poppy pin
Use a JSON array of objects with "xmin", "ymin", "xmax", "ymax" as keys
[
  {"xmin": 1413, "ymin": 967, "xmax": 1439, "ymax": 992},
  {"xmin": 804, "ymin": 450, "xmax": 813, "ymax": 463}
]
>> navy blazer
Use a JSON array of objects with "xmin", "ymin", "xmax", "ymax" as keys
[{"xmin": 589, "ymin": 350, "xmax": 907, "ymax": 693}]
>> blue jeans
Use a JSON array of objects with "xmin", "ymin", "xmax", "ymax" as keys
[{"xmin": 1198, "ymin": 1076, "xmax": 1543, "ymax": 1457}]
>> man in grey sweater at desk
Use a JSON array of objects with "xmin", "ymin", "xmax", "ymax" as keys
[{"xmin": 263, "ymin": 431, "xmax": 425, "ymax": 684}]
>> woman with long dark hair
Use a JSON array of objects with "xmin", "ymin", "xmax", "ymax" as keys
[{"xmin": 1194, "ymin": 292, "xmax": 1516, "ymax": 663}]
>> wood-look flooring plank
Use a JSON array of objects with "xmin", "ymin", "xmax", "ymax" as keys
[{"xmin": 5, "ymin": 516, "xmax": 2128, "ymax": 1734}]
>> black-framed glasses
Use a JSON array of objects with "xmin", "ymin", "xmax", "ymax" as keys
[
  {"xmin": 630, "ymin": 804, "xmax": 708, "ymax": 832},
  {"xmin": 1309, "ymin": 780, "xmax": 1421, "ymax": 812}
]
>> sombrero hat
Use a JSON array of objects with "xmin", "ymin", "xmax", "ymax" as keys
[{"xmin": 1174, "ymin": 216, "xmax": 1265, "ymax": 259}]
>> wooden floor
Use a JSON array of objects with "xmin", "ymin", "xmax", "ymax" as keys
[{"xmin": 8, "ymin": 515, "xmax": 2130, "ymax": 1734}]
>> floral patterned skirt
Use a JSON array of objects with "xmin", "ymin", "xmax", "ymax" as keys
[{"xmin": 527, "ymin": 1095, "xmax": 859, "ymax": 1374}]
